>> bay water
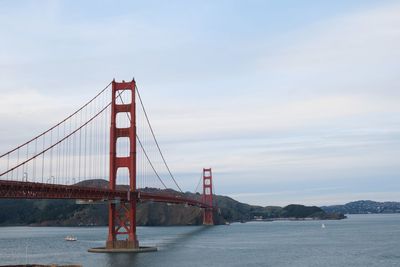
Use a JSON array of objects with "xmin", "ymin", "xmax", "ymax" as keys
[{"xmin": 0, "ymin": 214, "xmax": 399, "ymax": 266}]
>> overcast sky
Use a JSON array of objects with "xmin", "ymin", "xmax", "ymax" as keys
[{"xmin": 0, "ymin": 0, "xmax": 399, "ymax": 206}]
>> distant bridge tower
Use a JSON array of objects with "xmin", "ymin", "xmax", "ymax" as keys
[
  {"xmin": 202, "ymin": 168, "xmax": 214, "ymax": 225},
  {"xmin": 107, "ymin": 79, "xmax": 139, "ymax": 249}
]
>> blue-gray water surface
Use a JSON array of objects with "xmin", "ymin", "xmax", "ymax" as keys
[{"xmin": 0, "ymin": 214, "xmax": 399, "ymax": 266}]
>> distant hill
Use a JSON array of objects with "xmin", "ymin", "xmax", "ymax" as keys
[
  {"xmin": 321, "ymin": 200, "xmax": 400, "ymax": 214},
  {"xmin": 0, "ymin": 179, "xmax": 345, "ymax": 226}
]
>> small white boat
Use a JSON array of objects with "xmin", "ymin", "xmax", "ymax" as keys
[
  {"xmin": 65, "ymin": 235, "xmax": 77, "ymax": 241},
  {"xmin": 321, "ymin": 223, "xmax": 326, "ymax": 229}
]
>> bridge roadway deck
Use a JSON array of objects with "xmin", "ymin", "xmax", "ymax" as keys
[{"xmin": 0, "ymin": 180, "xmax": 210, "ymax": 209}]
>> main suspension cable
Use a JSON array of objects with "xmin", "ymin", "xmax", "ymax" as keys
[
  {"xmin": 116, "ymin": 93, "xmax": 168, "ymax": 190},
  {"xmin": 0, "ymin": 102, "xmax": 111, "ymax": 178},
  {"xmin": 194, "ymin": 172, "xmax": 202, "ymax": 193},
  {"xmin": 135, "ymin": 85, "xmax": 183, "ymax": 193},
  {"xmin": 0, "ymin": 81, "xmax": 112, "ymax": 159}
]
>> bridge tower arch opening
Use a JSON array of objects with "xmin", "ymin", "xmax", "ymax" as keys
[
  {"xmin": 202, "ymin": 168, "xmax": 214, "ymax": 225},
  {"xmin": 107, "ymin": 79, "xmax": 139, "ymax": 249}
]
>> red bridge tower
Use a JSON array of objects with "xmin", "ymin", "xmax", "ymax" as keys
[
  {"xmin": 202, "ymin": 168, "xmax": 214, "ymax": 225},
  {"xmin": 107, "ymin": 79, "xmax": 138, "ymax": 249}
]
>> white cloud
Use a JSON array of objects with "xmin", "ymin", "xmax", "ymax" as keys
[
  {"xmin": 259, "ymin": 3, "xmax": 400, "ymax": 95},
  {"xmin": 0, "ymin": 1, "xmax": 400, "ymax": 205},
  {"xmin": 0, "ymin": 90, "xmax": 63, "ymax": 118},
  {"xmin": 149, "ymin": 94, "xmax": 400, "ymax": 143}
]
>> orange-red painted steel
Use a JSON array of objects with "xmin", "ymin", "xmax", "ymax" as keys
[
  {"xmin": 0, "ymin": 180, "xmax": 133, "ymax": 200},
  {"xmin": 107, "ymin": 80, "xmax": 138, "ymax": 249},
  {"xmin": 202, "ymin": 168, "xmax": 214, "ymax": 225},
  {"xmin": 0, "ymin": 180, "xmax": 212, "ymax": 209}
]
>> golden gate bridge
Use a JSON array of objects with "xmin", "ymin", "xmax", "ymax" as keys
[{"xmin": 0, "ymin": 79, "xmax": 215, "ymax": 252}]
